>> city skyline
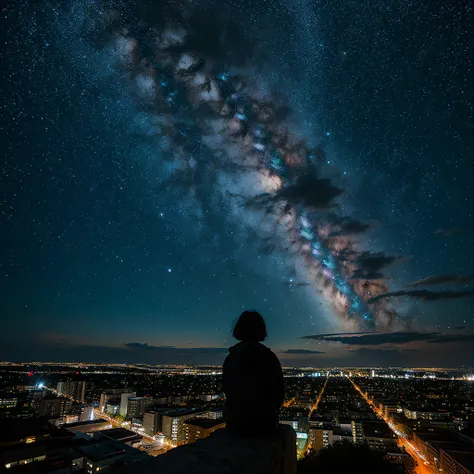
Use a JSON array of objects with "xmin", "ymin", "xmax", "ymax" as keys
[
  {"xmin": 2, "ymin": 327, "xmax": 474, "ymax": 368},
  {"xmin": 1, "ymin": 361, "xmax": 473, "ymax": 472}
]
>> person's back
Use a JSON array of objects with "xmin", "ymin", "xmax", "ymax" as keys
[{"xmin": 223, "ymin": 311, "xmax": 284, "ymax": 435}]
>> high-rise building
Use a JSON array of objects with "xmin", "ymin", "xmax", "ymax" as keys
[
  {"xmin": 38, "ymin": 396, "xmax": 72, "ymax": 419},
  {"xmin": 143, "ymin": 407, "xmax": 175, "ymax": 436},
  {"xmin": 99, "ymin": 388, "xmax": 134, "ymax": 413},
  {"xmin": 120, "ymin": 392, "xmax": 136, "ymax": 417},
  {"xmin": 56, "ymin": 381, "xmax": 86, "ymax": 402},
  {"xmin": 143, "ymin": 411, "xmax": 161, "ymax": 436},
  {"xmin": 0, "ymin": 395, "xmax": 17, "ymax": 410},
  {"xmin": 81, "ymin": 405, "xmax": 93, "ymax": 422},
  {"xmin": 126, "ymin": 397, "xmax": 155, "ymax": 419},
  {"xmin": 309, "ymin": 428, "xmax": 334, "ymax": 452},
  {"xmin": 352, "ymin": 420, "xmax": 364, "ymax": 444},
  {"xmin": 66, "ymin": 403, "xmax": 94, "ymax": 423},
  {"xmin": 184, "ymin": 419, "xmax": 225, "ymax": 444},
  {"xmin": 0, "ymin": 394, "xmax": 18, "ymax": 418},
  {"xmin": 161, "ymin": 409, "xmax": 208, "ymax": 444},
  {"xmin": 403, "ymin": 407, "xmax": 451, "ymax": 421},
  {"xmin": 99, "ymin": 393, "xmax": 108, "ymax": 413}
]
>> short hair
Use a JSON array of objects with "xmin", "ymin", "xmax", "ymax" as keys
[{"xmin": 232, "ymin": 310, "xmax": 267, "ymax": 342}]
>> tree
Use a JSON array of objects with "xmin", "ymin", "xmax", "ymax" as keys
[{"xmin": 298, "ymin": 441, "xmax": 415, "ymax": 474}]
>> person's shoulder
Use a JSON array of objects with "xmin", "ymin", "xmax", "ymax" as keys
[
  {"xmin": 223, "ymin": 346, "xmax": 235, "ymax": 363},
  {"xmin": 269, "ymin": 349, "xmax": 283, "ymax": 367},
  {"xmin": 260, "ymin": 345, "xmax": 280, "ymax": 362}
]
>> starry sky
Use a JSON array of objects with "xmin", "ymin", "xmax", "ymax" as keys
[{"xmin": 1, "ymin": 0, "xmax": 473, "ymax": 367}]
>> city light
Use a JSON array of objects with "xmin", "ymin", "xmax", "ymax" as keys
[{"xmin": 2, "ymin": 363, "xmax": 473, "ymax": 474}]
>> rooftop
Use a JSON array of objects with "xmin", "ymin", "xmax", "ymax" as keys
[
  {"xmin": 0, "ymin": 418, "xmax": 71, "ymax": 444},
  {"xmin": 63, "ymin": 419, "xmax": 108, "ymax": 429},
  {"xmin": 79, "ymin": 440, "xmax": 126, "ymax": 463},
  {"xmin": 164, "ymin": 408, "xmax": 207, "ymax": 417},
  {"xmin": 97, "ymin": 428, "xmax": 142, "ymax": 443},
  {"xmin": 184, "ymin": 419, "xmax": 225, "ymax": 429},
  {"xmin": 113, "ymin": 426, "xmax": 296, "ymax": 474}
]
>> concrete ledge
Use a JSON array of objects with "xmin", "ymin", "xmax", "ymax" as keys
[{"xmin": 116, "ymin": 424, "xmax": 296, "ymax": 474}]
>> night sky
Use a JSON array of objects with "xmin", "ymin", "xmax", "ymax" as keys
[{"xmin": 1, "ymin": 0, "xmax": 473, "ymax": 367}]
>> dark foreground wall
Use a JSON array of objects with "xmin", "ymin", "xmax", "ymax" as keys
[{"xmin": 115, "ymin": 424, "xmax": 296, "ymax": 474}]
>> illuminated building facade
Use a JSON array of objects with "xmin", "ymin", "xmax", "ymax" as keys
[
  {"xmin": 98, "ymin": 388, "xmax": 134, "ymax": 413},
  {"xmin": 184, "ymin": 419, "xmax": 225, "ymax": 444},
  {"xmin": 56, "ymin": 381, "xmax": 86, "ymax": 402},
  {"xmin": 126, "ymin": 397, "xmax": 155, "ymax": 419},
  {"xmin": 38, "ymin": 396, "xmax": 71, "ymax": 419},
  {"xmin": 161, "ymin": 409, "xmax": 208, "ymax": 443},
  {"xmin": 120, "ymin": 392, "xmax": 136, "ymax": 417}
]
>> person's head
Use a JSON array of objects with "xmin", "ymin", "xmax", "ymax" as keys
[{"xmin": 232, "ymin": 310, "xmax": 267, "ymax": 342}]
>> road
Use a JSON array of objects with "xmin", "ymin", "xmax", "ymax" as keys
[
  {"xmin": 308, "ymin": 377, "xmax": 328, "ymax": 419},
  {"xmin": 348, "ymin": 377, "xmax": 433, "ymax": 474},
  {"xmin": 283, "ymin": 396, "xmax": 296, "ymax": 408},
  {"xmin": 304, "ymin": 377, "xmax": 329, "ymax": 454}
]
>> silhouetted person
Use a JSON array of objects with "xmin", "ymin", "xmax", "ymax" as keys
[{"xmin": 223, "ymin": 310, "xmax": 285, "ymax": 436}]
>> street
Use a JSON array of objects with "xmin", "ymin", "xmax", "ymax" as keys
[{"xmin": 348, "ymin": 377, "xmax": 434, "ymax": 474}]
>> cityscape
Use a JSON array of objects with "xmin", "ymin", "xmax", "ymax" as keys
[
  {"xmin": 2, "ymin": 0, "xmax": 473, "ymax": 473},
  {"xmin": 1, "ymin": 362, "xmax": 473, "ymax": 473}
]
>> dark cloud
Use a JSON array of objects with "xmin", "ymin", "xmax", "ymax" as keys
[
  {"xmin": 435, "ymin": 228, "xmax": 462, "ymax": 237},
  {"xmin": 303, "ymin": 331, "xmax": 440, "ymax": 345},
  {"xmin": 350, "ymin": 251, "xmax": 398, "ymax": 280},
  {"xmin": 350, "ymin": 269, "xmax": 385, "ymax": 280},
  {"xmin": 304, "ymin": 331, "xmax": 371, "ymax": 338},
  {"xmin": 277, "ymin": 174, "xmax": 343, "ymax": 209},
  {"xmin": 425, "ymin": 334, "xmax": 474, "ymax": 344},
  {"xmin": 348, "ymin": 348, "xmax": 419, "ymax": 355},
  {"xmin": 406, "ymin": 274, "xmax": 474, "ymax": 287},
  {"xmin": 125, "ymin": 342, "xmax": 173, "ymax": 349},
  {"xmin": 356, "ymin": 252, "xmax": 397, "ymax": 269},
  {"xmin": 302, "ymin": 331, "xmax": 474, "ymax": 346},
  {"xmin": 249, "ymin": 172, "xmax": 343, "ymax": 211},
  {"xmin": 124, "ymin": 342, "xmax": 228, "ymax": 354},
  {"xmin": 328, "ymin": 216, "xmax": 371, "ymax": 237},
  {"xmin": 368, "ymin": 288, "xmax": 474, "ymax": 304},
  {"xmin": 280, "ymin": 349, "xmax": 325, "ymax": 354}
]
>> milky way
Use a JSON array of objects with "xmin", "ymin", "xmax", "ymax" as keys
[{"xmin": 51, "ymin": 0, "xmax": 402, "ymax": 330}]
